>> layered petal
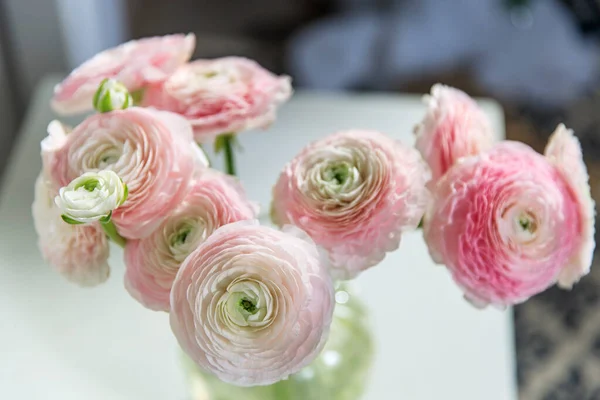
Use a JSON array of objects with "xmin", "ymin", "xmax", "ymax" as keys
[
  {"xmin": 32, "ymin": 173, "xmax": 110, "ymax": 286},
  {"xmin": 43, "ymin": 108, "xmax": 205, "ymax": 238},
  {"xmin": 544, "ymin": 124, "xmax": 596, "ymax": 288},
  {"xmin": 415, "ymin": 84, "xmax": 494, "ymax": 184},
  {"xmin": 169, "ymin": 220, "xmax": 334, "ymax": 386},
  {"xmin": 143, "ymin": 57, "xmax": 291, "ymax": 142},
  {"xmin": 52, "ymin": 34, "xmax": 195, "ymax": 114},
  {"xmin": 272, "ymin": 130, "xmax": 429, "ymax": 279},
  {"xmin": 125, "ymin": 171, "xmax": 257, "ymax": 311},
  {"xmin": 424, "ymin": 141, "xmax": 588, "ymax": 307}
]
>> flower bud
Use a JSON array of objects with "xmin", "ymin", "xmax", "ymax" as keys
[
  {"xmin": 93, "ymin": 79, "xmax": 133, "ymax": 113},
  {"xmin": 56, "ymin": 170, "xmax": 128, "ymax": 224}
]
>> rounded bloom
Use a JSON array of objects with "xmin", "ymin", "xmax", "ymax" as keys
[
  {"xmin": 415, "ymin": 84, "xmax": 494, "ymax": 184},
  {"xmin": 52, "ymin": 34, "xmax": 195, "ymax": 115},
  {"xmin": 271, "ymin": 130, "xmax": 429, "ymax": 279},
  {"xmin": 142, "ymin": 57, "xmax": 292, "ymax": 142},
  {"xmin": 93, "ymin": 78, "xmax": 134, "ymax": 113},
  {"xmin": 544, "ymin": 124, "xmax": 596, "ymax": 288},
  {"xmin": 32, "ymin": 173, "xmax": 110, "ymax": 286},
  {"xmin": 43, "ymin": 108, "xmax": 205, "ymax": 239},
  {"xmin": 424, "ymin": 141, "xmax": 585, "ymax": 308},
  {"xmin": 170, "ymin": 220, "xmax": 334, "ymax": 386},
  {"xmin": 124, "ymin": 171, "xmax": 258, "ymax": 311},
  {"xmin": 56, "ymin": 170, "xmax": 127, "ymax": 224}
]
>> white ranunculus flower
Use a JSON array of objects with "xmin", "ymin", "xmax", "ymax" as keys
[
  {"xmin": 32, "ymin": 172, "xmax": 110, "ymax": 286},
  {"xmin": 55, "ymin": 170, "xmax": 127, "ymax": 224}
]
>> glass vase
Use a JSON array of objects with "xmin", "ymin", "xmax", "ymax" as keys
[{"xmin": 183, "ymin": 284, "xmax": 375, "ymax": 400}]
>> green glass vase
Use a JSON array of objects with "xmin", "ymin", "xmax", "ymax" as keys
[{"xmin": 183, "ymin": 284, "xmax": 375, "ymax": 400}]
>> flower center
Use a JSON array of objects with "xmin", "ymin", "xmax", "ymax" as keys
[
  {"xmin": 170, "ymin": 227, "xmax": 191, "ymax": 248},
  {"xmin": 323, "ymin": 161, "xmax": 355, "ymax": 185},
  {"xmin": 97, "ymin": 147, "xmax": 122, "ymax": 168},
  {"xmin": 239, "ymin": 298, "xmax": 258, "ymax": 314},
  {"xmin": 511, "ymin": 210, "xmax": 538, "ymax": 243},
  {"xmin": 167, "ymin": 219, "xmax": 207, "ymax": 262},
  {"xmin": 220, "ymin": 279, "xmax": 272, "ymax": 329},
  {"xmin": 518, "ymin": 214, "xmax": 536, "ymax": 233},
  {"xmin": 75, "ymin": 177, "xmax": 100, "ymax": 192}
]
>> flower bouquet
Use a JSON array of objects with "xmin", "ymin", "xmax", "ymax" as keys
[{"xmin": 33, "ymin": 34, "xmax": 595, "ymax": 398}]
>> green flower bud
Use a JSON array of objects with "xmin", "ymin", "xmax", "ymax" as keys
[{"xmin": 93, "ymin": 79, "xmax": 133, "ymax": 113}]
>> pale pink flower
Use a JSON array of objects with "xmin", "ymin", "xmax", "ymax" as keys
[
  {"xmin": 415, "ymin": 84, "xmax": 494, "ymax": 184},
  {"xmin": 169, "ymin": 220, "xmax": 334, "ymax": 386},
  {"xmin": 42, "ymin": 108, "xmax": 206, "ymax": 239},
  {"xmin": 142, "ymin": 57, "xmax": 292, "ymax": 142},
  {"xmin": 271, "ymin": 130, "xmax": 429, "ymax": 279},
  {"xmin": 124, "ymin": 171, "xmax": 258, "ymax": 311},
  {"xmin": 424, "ymin": 141, "xmax": 588, "ymax": 308},
  {"xmin": 32, "ymin": 173, "xmax": 110, "ymax": 286},
  {"xmin": 544, "ymin": 124, "xmax": 596, "ymax": 288},
  {"xmin": 52, "ymin": 34, "xmax": 196, "ymax": 115}
]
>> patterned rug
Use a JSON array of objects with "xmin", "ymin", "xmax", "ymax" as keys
[{"xmin": 510, "ymin": 95, "xmax": 600, "ymax": 400}]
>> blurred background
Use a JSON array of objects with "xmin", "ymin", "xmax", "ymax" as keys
[{"xmin": 1, "ymin": 0, "xmax": 600, "ymax": 398}]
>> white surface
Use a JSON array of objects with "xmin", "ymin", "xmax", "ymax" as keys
[{"xmin": 0, "ymin": 77, "xmax": 517, "ymax": 400}]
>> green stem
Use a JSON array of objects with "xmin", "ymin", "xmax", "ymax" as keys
[
  {"xmin": 222, "ymin": 134, "xmax": 236, "ymax": 176},
  {"xmin": 101, "ymin": 221, "xmax": 126, "ymax": 248}
]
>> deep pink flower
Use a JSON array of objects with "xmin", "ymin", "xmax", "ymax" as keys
[
  {"xmin": 415, "ymin": 84, "xmax": 494, "ymax": 184},
  {"xmin": 424, "ymin": 140, "xmax": 591, "ymax": 308}
]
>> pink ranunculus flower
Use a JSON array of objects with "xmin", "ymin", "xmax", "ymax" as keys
[
  {"xmin": 42, "ymin": 108, "xmax": 206, "ymax": 239},
  {"xmin": 142, "ymin": 57, "xmax": 292, "ymax": 142},
  {"xmin": 170, "ymin": 220, "xmax": 334, "ymax": 386},
  {"xmin": 32, "ymin": 172, "xmax": 110, "ymax": 286},
  {"xmin": 424, "ymin": 141, "xmax": 588, "ymax": 308},
  {"xmin": 415, "ymin": 84, "xmax": 494, "ymax": 184},
  {"xmin": 544, "ymin": 124, "xmax": 596, "ymax": 288},
  {"xmin": 124, "ymin": 171, "xmax": 258, "ymax": 311},
  {"xmin": 52, "ymin": 34, "xmax": 196, "ymax": 115},
  {"xmin": 271, "ymin": 130, "xmax": 429, "ymax": 279}
]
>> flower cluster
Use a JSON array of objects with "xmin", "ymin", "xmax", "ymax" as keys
[
  {"xmin": 31, "ymin": 33, "xmax": 595, "ymax": 389},
  {"xmin": 414, "ymin": 87, "xmax": 595, "ymax": 309}
]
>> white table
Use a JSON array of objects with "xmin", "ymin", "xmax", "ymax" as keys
[{"xmin": 0, "ymin": 77, "xmax": 517, "ymax": 400}]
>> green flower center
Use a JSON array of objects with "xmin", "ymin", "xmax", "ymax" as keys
[
  {"xmin": 170, "ymin": 226, "xmax": 192, "ymax": 248},
  {"xmin": 76, "ymin": 178, "xmax": 100, "ymax": 192},
  {"xmin": 517, "ymin": 213, "xmax": 537, "ymax": 233},
  {"xmin": 324, "ymin": 162, "xmax": 352, "ymax": 185},
  {"xmin": 239, "ymin": 298, "xmax": 258, "ymax": 314}
]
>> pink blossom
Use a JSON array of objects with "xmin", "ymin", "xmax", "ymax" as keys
[
  {"xmin": 52, "ymin": 34, "xmax": 195, "ymax": 115},
  {"xmin": 169, "ymin": 220, "xmax": 334, "ymax": 386},
  {"xmin": 42, "ymin": 108, "xmax": 205, "ymax": 239},
  {"xmin": 142, "ymin": 57, "xmax": 292, "ymax": 142},
  {"xmin": 32, "ymin": 173, "xmax": 110, "ymax": 286},
  {"xmin": 124, "ymin": 171, "xmax": 258, "ymax": 311},
  {"xmin": 544, "ymin": 124, "xmax": 596, "ymax": 288},
  {"xmin": 424, "ymin": 141, "xmax": 589, "ymax": 308},
  {"xmin": 272, "ymin": 130, "xmax": 429, "ymax": 279},
  {"xmin": 415, "ymin": 84, "xmax": 494, "ymax": 184}
]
